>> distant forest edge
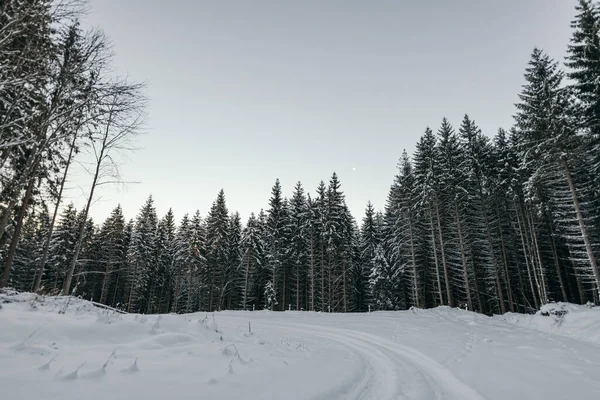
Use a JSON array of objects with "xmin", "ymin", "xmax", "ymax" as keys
[{"xmin": 1, "ymin": 0, "xmax": 600, "ymax": 315}]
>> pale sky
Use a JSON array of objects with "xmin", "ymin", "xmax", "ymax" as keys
[{"xmin": 72, "ymin": 0, "xmax": 575, "ymax": 224}]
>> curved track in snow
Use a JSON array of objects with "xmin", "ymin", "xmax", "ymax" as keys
[{"xmin": 261, "ymin": 321, "xmax": 486, "ymax": 400}]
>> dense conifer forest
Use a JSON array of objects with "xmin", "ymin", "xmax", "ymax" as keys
[{"xmin": 2, "ymin": 0, "xmax": 600, "ymax": 315}]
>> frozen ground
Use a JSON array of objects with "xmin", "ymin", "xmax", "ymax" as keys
[{"xmin": 2, "ymin": 292, "xmax": 600, "ymax": 400}]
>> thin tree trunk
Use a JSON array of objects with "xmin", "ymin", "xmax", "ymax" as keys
[
  {"xmin": 434, "ymin": 195, "xmax": 453, "ymax": 307},
  {"xmin": 61, "ymin": 130, "xmax": 107, "ymax": 295},
  {"xmin": 570, "ymin": 251, "xmax": 585, "ymax": 304},
  {"xmin": 320, "ymin": 242, "xmax": 325, "ymax": 312},
  {"xmin": 516, "ymin": 201, "xmax": 539, "ymax": 309},
  {"xmin": 243, "ymin": 249, "xmax": 250, "ymax": 310},
  {"xmin": 296, "ymin": 261, "xmax": 300, "ymax": 311},
  {"xmin": 172, "ymin": 275, "xmax": 181, "ymax": 313},
  {"xmin": 562, "ymin": 157, "xmax": 600, "ymax": 300},
  {"xmin": 495, "ymin": 208, "xmax": 515, "ymax": 312},
  {"xmin": 408, "ymin": 214, "xmax": 419, "ymax": 308},
  {"xmin": 309, "ymin": 229, "xmax": 315, "ymax": 311},
  {"xmin": 282, "ymin": 262, "xmax": 287, "ymax": 311},
  {"xmin": 481, "ymin": 213, "xmax": 506, "ymax": 314},
  {"xmin": 549, "ymin": 228, "xmax": 568, "ymax": 301},
  {"xmin": 0, "ymin": 177, "xmax": 35, "ymax": 287},
  {"xmin": 428, "ymin": 206, "xmax": 444, "ymax": 305},
  {"xmin": 186, "ymin": 267, "xmax": 193, "ymax": 313},
  {"xmin": 112, "ymin": 270, "xmax": 120, "ymax": 308},
  {"xmin": 454, "ymin": 202, "xmax": 472, "ymax": 310},
  {"xmin": 33, "ymin": 132, "xmax": 78, "ymax": 293},
  {"xmin": 328, "ymin": 258, "xmax": 332, "ymax": 312},
  {"xmin": 99, "ymin": 261, "xmax": 112, "ymax": 304},
  {"xmin": 127, "ymin": 264, "xmax": 139, "ymax": 313},
  {"xmin": 342, "ymin": 259, "xmax": 347, "ymax": 312},
  {"xmin": 527, "ymin": 208, "xmax": 548, "ymax": 304}
]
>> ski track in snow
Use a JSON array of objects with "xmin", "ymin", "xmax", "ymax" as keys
[{"xmin": 260, "ymin": 320, "xmax": 485, "ymax": 400}]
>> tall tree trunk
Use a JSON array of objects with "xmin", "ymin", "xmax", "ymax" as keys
[
  {"xmin": 434, "ymin": 195, "xmax": 453, "ymax": 307},
  {"xmin": 527, "ymin": 208, "xmax": 548, "ymax": 304},
  {"xmin": 309, "ymin": 229, "xmax": 315, "ymax": 311},
  {"xmin": 549, "ymin": 228, "xmax": 568, "ymax": 301},
  {"xmin": 61, "ymin": 133, "xmax": 106, "ymax": 295},
  {"xmin": 495, "ymin": 208, "xmax": 515, "ymax": 312},
  {"xmin": 320, "ymin": 241, "xmax": 325, "ymax": 312},
  {"xmin": 454, "ymin": 202, "xmax": 472, "ymax": 310},
  {"xmin": 243, "ymin": 249, "xmax": 250, "ymax": 310},
  {"xmin": 516, "ymin": 201, "xmax": 539, "ymax": 309},
  {"xmin": 127, "ymin": 265, "xmax": 139, "ymax": 313},
  {"xmin": 562, "ymin": 157, "xmax": 600, "ymax": 300},
  {"xmin": 481, "ymin": 213, "xmax": 506, "ymax": 314},
  {"xmin": 33, "ymin": 131, "xmax": 77, "ymax": 293},
  {"xmin": 282, "ymin": 262, "xmax": 287, "ymax": 311},
  {"xmin": 428, "ymin": 206, "xmax": 444, "ymax": 305},
  {"xmin": 296, "ymin": 261, "xmax": 300, "ymax": 311},
  {"xmin": 0, "ymin": 177, "xmax": 35, "ymax": 288},
  {"xmin": 408, "ymin": 214, "xmax": 419, "ymax": 308},
  {"xmin": 342, "ymin": 258, "xmax": 347, "ymax": 312},
  {"xmin": 570, "ymin": 252, "xmax": 585, "ymax": 304},
  {"xmin": 99, "ymin": 260, "xmax": 112, "ymax": 304}
]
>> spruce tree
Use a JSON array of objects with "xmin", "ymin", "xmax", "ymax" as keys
[
  {"xmin": 205, "ymin": 190, "xmax": 229, "ymax": 311},
  {"xmin": 126, "ymin": 196, "xmax": 158, "ymax": 313}
]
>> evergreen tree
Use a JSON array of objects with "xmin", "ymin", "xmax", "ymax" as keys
[
  {"xmin": 46, "ymin": 203, "xmax": 79, "ymax": 294},
  {"xmin": 288, "ymin": 182, "xmax": 309, "ymax": 310},
  {"xmin": 360, "ymin": 201, "xmax": 380, "ymax": 309},
  {"xmin": 205, "ymin": 190, "xmax": 229, "ymax": 311},
  {"xmin": 266, "ymin": 179, "xmax": 287, "ymax": 310},
  {"xmin": 224, "ymin": 212, "xmax": 242, "ymax": 309},
  {"xmin": 240, "ymin": 213, "xmax": 264, "ymax": 310},
  {"xmin": 126, "ymin": 196, "xmax": 158, "ymax": 313}
]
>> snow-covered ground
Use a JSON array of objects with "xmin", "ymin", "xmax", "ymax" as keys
[{"xmin": 2, "ymin": 292, "xmax": 600, "ymax": 400}]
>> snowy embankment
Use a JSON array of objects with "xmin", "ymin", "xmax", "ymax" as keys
[
  {"xmin": 2, "ymin": 291, "xmax": 600, "ymax": 400},
  {"xmin": 502, "ymin": 302, "xmax": 600, "ymax": 345}
]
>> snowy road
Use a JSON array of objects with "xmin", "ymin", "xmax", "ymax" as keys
[
  {"xmin": 2, "ymin": 295, "xmax": 600, "ymax": 399},
  {"xmin": 255, "ymin": 320, "xmax": 484, "ymax": 400}
]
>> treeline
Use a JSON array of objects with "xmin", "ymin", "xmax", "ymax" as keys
[{"xmin": 2, "ymin": 0, "xmax": 600, "ymax": 315}]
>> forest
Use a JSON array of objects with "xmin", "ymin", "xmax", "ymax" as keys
[{"xmin": 1, "ymin": 0, "xmax": 600, "ymax": 316}]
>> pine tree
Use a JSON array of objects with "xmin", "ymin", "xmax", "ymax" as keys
[
  {"xmin": 97, "ymin": 205, "xmax": 126, "ymax": 305},
  {"xmin": 288, "ymin": 182, "xmax": 309, "ymax": 310},
  {"xmin": 126, "ymin": 196, "xmax": 158, "ymax": 313},
  {"xmin": 360, "ymin": 201, "xmax": 380, "ymax": 309},
  {"xmin": 369, "ymin": 244, "xmax": 397, "ymax": 310},
  {"xmin": 240, "ymin": 213, "xmax": 264, "ymax": 310},
  {"xmin": 46, "ymin": 203, "xmax": 79, "ymax": 294},
  {"xmin": 154, "ymin": 208, "xmax": 176, "ymax": 313},
  {"xmin": 224, "ymin": 212, "xmax": 242, "ymax": 309},
  {"xmin": 172, "ymin": 213, "xmax": 191, "ymax": 313},
  {"xmin": 266, "ymin": 179, "xmax": 287, "ymax": 310},
  {"xmin": 394, "ymin": 151, "xmax": 424, "ymax": 308},
  {"xmin": 413, "ymin": 128, "xmax": 449, "ymax": 306},
  {"xmin": 205, "ymin": 190, "xmax": 229, "ymax": 311}
]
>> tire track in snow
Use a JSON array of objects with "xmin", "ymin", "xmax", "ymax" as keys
[{"xmin": 261, "ymin": 320, "xmax": 486, "ymax": 400}]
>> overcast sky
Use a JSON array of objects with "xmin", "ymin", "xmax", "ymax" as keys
[{"xmin": 74, "ymin": 0, "xmax": 575, "ymax": 224}]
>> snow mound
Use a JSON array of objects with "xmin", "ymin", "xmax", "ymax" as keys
[{"xmin": 503, "ymin": 302, "xmax": 600, "ymax": 346}]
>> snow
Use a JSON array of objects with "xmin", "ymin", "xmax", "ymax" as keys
[{"xmin": 2, "ymin": 292, "xmax": 600, "ymax": 399}]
